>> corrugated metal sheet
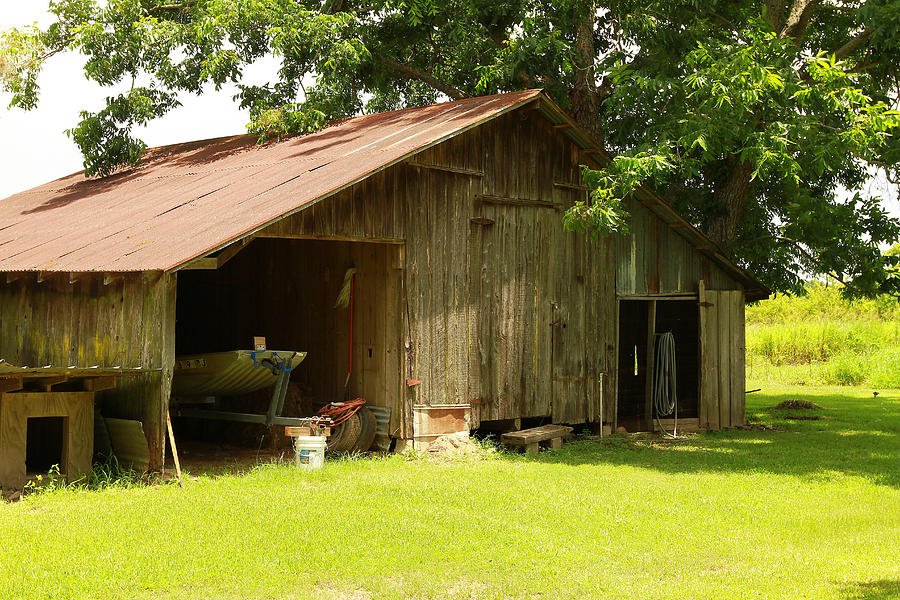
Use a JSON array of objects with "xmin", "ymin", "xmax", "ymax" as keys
[
  {"xmin": 104, "ymin": 417, "xmax": 150, "ymax": 472},
  {"xmin": 0, "ymin": 90, "xmax": 542, "ymax": 273}
]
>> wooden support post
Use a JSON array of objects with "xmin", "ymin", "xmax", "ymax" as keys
[
  {"xmin": 525, "ymin": 442, "xmax": 539, "ymax": 454},
  {"xmin": 166, "ymin": 410, "xmax": 183, "ymax": 488},
  {"xmin": 644, "ymin": 300, "xmax": 657, "ymax": 432},
  {"xmin": 82, "ymin": 376, "xmax": 116, "ymax": 392},
  {"xmin": 550, "ymin": 437, "xmax": 562, "ymax": 450}
]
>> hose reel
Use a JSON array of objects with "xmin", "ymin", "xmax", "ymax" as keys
[{"xmin": 652, "ymin": 331, "xmax": 679, "ymax": 437}]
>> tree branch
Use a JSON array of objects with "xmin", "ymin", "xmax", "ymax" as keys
[
  {"xmin": 779, "ymin": 0, "xmax": 822, "ymax": 41},
  {"xmin": 834, "ymin": 27, "xmax": 872, "ymax": 61},
  {"xmin": 378, "ymin": 57, "xmax": 467, "ymax": 100}
]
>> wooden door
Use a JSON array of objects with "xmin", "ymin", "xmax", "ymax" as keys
[
  {"xmin": 699, "ymin": 283, "xmax": 746, "ymax": 429},
  {"xmin": 467, "ymin": 203, "xmax": 554, "ymax": 425},
  {"xmin": 550, "ymin": 230, "xmax": 602, "ymax": 425}
]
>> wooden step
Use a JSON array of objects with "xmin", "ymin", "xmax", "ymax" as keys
[{"xmin": 501, "ymin": 424, "xmax": 573, "ymax": 454}]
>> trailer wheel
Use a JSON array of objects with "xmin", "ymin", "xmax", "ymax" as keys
[{"xmin": 327, "ymin": 411, "xmax": 362, "ymax": 453}]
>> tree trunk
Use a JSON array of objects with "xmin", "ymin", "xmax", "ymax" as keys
[
  {"xmin": 568, "ymin": 3, "xmax": 604, "ymax": 145},
  {"xmin": 706, "ymin": 156, "xmax": 754, "ymax": 248}
]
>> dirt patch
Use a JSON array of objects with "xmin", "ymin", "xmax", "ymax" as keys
[
  {"xmin": 772, "ymin": 399, "xmax": 823, "ymax": 410},
  {"xmin": 733, "ymin": 423, "xmax": 784, "ymax": 431},
  {"xmin": 784, "ymin": 414, "xmax": 821, "ymax": 421},
  {"xmin": 426, "ymin": 433, "xmax": 481, "ymax": 457}
]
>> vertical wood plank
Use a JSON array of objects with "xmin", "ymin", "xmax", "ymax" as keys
[
  {"xmin": 644, "ymin": 300, "xmax": 657, "ymax": 431},
  {"xmin": 699, "ymin": 280, "xmax": 720, "ymax": 430},
  {"xmin": 731, "ymin": 291, "xmax": 746, "ymax": 426},
  {"xmin": 717, "ymin": 291, "xmax": 732, "ymax": 428}
]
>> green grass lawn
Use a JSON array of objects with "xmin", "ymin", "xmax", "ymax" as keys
[{"xmin": 2, "ymin": 385, "xmax": 900, "ymax": 600}]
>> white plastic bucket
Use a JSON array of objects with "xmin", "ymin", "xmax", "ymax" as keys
[{"xmin": 293, "ymin": 435, "xmax": 327, "ymax": 470}]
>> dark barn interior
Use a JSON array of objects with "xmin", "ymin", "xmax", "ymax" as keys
[
  {"xmin": 617, "ymin": 299, "xmax": 700, "ymax": 431},
  {"xmin": 172, "ymin": 238, "xmax": 402, "ymax": 448}
]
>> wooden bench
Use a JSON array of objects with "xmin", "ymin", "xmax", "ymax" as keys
[{"xmin": 501, "ymin": 425, "xmax": 573, "ymax": 454}]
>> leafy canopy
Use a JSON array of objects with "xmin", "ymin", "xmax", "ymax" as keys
[{"xmin": 2, "ymin": 0, "xmax": 899, "ymax": 296}]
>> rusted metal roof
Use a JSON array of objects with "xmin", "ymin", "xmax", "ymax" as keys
[
  {"xmin": 0, "ymin": 90, "xmax": 543, "ymax": 272},
  {"xmin": 0, "ymin": 87, "xmax": 767, "ymax": 299}
]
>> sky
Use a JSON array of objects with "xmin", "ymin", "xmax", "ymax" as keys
[
  {"xmin": 0, "ymin": 3, "xmax": 279, "ymax": 200},
  {"xmin": 1, "ymin": 3, "xmax": 897, "ymax": 217}
]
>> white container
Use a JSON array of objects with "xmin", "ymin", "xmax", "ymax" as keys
[{"xmin": 293, "ymin": 435, "xmax": 327, "ymax": 470}]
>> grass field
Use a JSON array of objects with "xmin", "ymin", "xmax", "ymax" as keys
[
  {"xmin": 746, "ymin": 283, "xmax": 900, "ymax": 388},
  {"xmin": 2, "ymin": 385, "xmax": 899, "ymax": 599}
]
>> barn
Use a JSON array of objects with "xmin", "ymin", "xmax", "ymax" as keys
[{"xmin": 0, "ymin": 89, "xmax": 767, "ymax": 484}]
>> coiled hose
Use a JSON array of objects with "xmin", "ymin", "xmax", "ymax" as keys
[{"xmin": 653, "ymin": 332, "xmax": 678, "ymax": 437}]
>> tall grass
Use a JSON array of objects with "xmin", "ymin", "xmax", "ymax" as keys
[{"xmin": 747, "ymin": 283, "xmax": 900, "ymax": 387}]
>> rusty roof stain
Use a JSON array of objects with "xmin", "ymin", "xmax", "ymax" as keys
[{"xmin": 0, "ymin": 90, "xmax": 543, "ymax": 272}]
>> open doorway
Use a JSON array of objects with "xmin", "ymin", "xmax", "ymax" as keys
[
  {"xmin": 617, "ymin": 298, "xmax": 700, "ymax": 432},
  {"xmin": 26, "ymin": 416, "xmax": 66, "ymax": 477},
  {"xmin": 171, "ymin": 238, "xmax": 402, "ymax": 457}
]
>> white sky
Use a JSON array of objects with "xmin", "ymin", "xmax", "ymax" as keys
[
  {"xmin": 0, "ymin": 3, "xmax": 279, "ymax": 200},
  {"xmin": 1, "ymin": 3, "xmax": 897, "ymax": 219}
]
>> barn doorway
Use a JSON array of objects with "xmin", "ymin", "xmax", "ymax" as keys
[
  {"xmin": 171, "ymin": 238, "xmax": 402, "ymax": 459},
  {"xmin": 617, "ymin": 298, "xmax": 700, "ymax": 432}
]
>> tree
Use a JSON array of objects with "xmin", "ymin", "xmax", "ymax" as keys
[{"xmin": 2, "ymin": 0, "xmax": 899, "ymax": 296}]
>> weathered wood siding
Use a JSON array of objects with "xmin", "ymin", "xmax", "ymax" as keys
[
  {"xmin": 0, "ymin": 272, "xmax": 176, "ymax": 468},
  {"xmin": 405, "ymin": 111, "xmax": 615, "ymax": 428},
  {"xmin": 259, "ymin": 108, "xmax": 617, "ymax": 432},
  {"xmin": 616, "ymin": 198, "xmax": 741, "ymax": 295}
]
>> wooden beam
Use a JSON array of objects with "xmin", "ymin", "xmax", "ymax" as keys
[
  {"xmin": 216, "ymin": 237, "xmax": 254, "ymax": 269},
  {"xmin": 0, "ymin": 377, "xmax": 23, "ymax": 394},
  {"xmin": 30, "ymin": 375, "xmax": 67, "ymax": 392},
  {"xmin": 553, "ymin": 123, "xmax": 573, "ymax": 130},
  {"xmin": 668, "ymin": 222, "xmax": 688, "ymax": 229},
  {"xmin": 82, "ymin": 376, "xmax": 117, "ymax": 392},
  {"xmin": 68, "ymin": 272, "xmax": 80, "ymax": 284},
  {"xmin": 179, "ymin": 257, "xmax": 217, "ymax": 271},
  {"xmin": 617, "ymin": 293, "xmax": 698, "ymax": 301},
  {"xmin": 103, "ymin": 272, "xmax": 124, "ymax": 286},
  {"xmin": 553, "ymin": 182, "xmax": 589, "ymax": 192},
  {"xmin": 476, "ymin": 194, "xmax": 562, "ymax": 210},
  {"xmin": 407, "ymin": 160, "xmax": 485, "ymax": 177},
  {"xmin": 256, "ymin": 233, "xmax": 405, "ymax": 244}
]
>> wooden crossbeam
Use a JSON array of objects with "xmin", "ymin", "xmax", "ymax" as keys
[
  {"xmin": 31, "ymin": 375, "xmax": 68, "ymax": 392},
  {"xmin": 407, "ymin": 161, "xmax": 485, "ymax": 177},
  {"xmin": 476, "ymin": 194, "xmax": 562, "ymax": 210}
]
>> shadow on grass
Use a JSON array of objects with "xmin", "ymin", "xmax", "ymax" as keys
[
  {"xmin": 835, "ymin": 579, "xmax": 900, "ymax": 600},
  {"xmin": 536, "ymin": 389, "xmax": 900, "ymax": 488}
]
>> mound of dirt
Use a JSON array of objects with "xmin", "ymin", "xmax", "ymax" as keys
[
  {"xmin": 427, "ymin": 432, "xmax": 479, "ymax": 456},
  {"xmin": 773, "ymin": 399, "xmax": 823, "ymax": 410}
]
